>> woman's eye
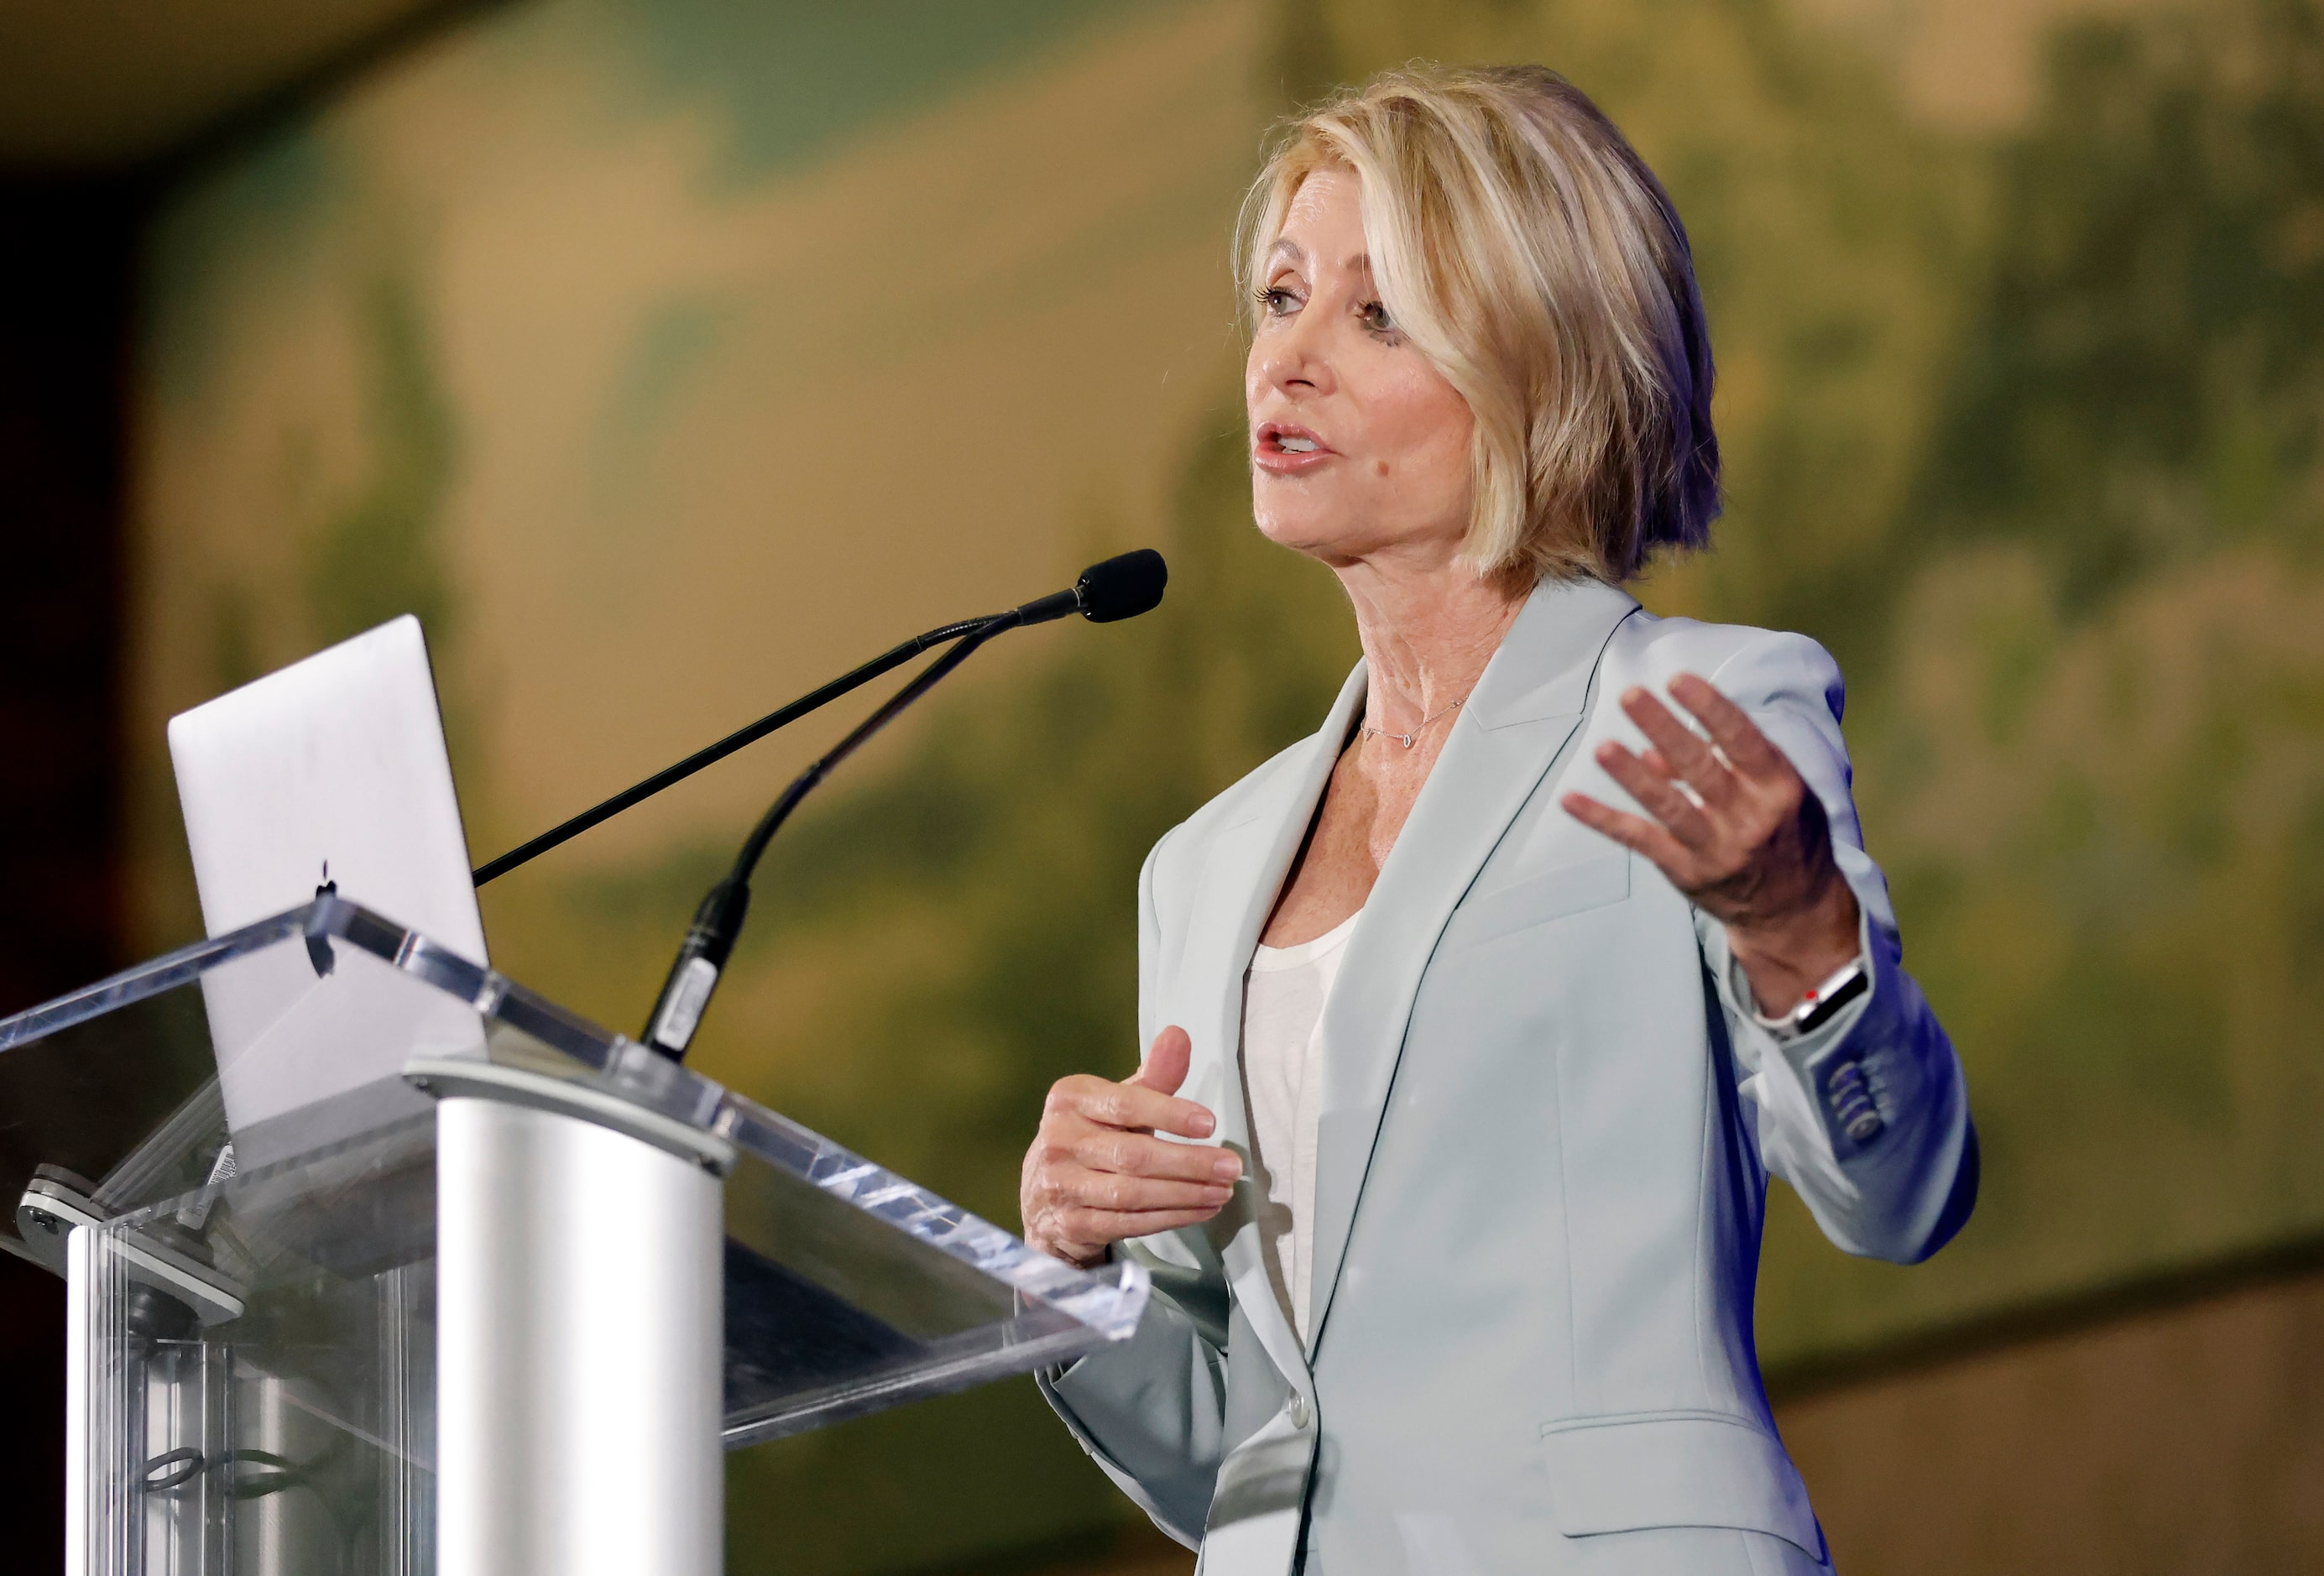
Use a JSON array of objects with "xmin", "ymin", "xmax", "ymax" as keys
[
  {"xmin": 1256, "ymin": 285, "xmax": 1299, "ymax": 317},
  {"xmin": 1360, "ymin": 300, "xmax": 1397, "ymax": 335}
]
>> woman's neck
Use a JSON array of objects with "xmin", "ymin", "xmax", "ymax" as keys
[{"xmin": 1335, "ymin": 555, "xmax": 1530, "ymax": 733}]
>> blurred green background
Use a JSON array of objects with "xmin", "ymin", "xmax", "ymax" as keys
[{"xmin": 119, "ymin": 0, "xmax": 2324, "ymax": 1568}]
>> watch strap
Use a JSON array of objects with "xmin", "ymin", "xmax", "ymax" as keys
[{"xmin": 1749, "ymin": 955, "xmax": 1869, "ymax": 1042}]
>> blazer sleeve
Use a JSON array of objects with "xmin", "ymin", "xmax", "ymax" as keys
[
  {"xmin": 1034, "ymin": 832, "xmax": 1234, "ymax": 1547},
  {"xmin": 1691, "ymin": 630, "xmax": 1978, "ymax": 1265}
]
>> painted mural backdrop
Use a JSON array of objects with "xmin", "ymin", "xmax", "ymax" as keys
[{"xmin": 131, "ymin": 0, "xmax": 2324, "ymax": 1568}]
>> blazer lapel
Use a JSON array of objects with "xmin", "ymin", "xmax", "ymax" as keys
[
  {"xmin": 1178, "ymin": 663, "xmax": 1370, "ymax": 1395},
  {"xmin": 1304, "ymin": 577, "xmax": 1641, "ymax": 1354}
]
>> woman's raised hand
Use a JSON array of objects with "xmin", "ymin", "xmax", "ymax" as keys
[
  {"xmin": 1560, "ymin": 673, "xmax": 1861, "ymax": 1015},
  {"xmin": 1021, "ymin": 1025, "xmax": 1243, "ymax": 1268}
]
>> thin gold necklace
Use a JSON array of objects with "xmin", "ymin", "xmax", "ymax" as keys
[{"xmin": 1359, "ymin": 696, "xmax": 1465, "ymax": 750}]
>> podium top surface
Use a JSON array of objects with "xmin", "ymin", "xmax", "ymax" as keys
[{"xmin": 0, "ymin": 895, "xmax": 1147, "ymax": 1445}]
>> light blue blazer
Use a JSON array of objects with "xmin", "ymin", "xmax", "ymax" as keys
[{"xmin": 1038, "ymin": 575, "xmax": 1976, "ymax": 1575}]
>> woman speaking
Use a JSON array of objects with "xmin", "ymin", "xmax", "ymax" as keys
[{"xmin": 1020, "ymin": 65, "xmax": 1974, "ymax": 1575}]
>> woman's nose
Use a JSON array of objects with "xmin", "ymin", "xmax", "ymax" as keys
[{"xmin": 1256, "ymin": 321, "xmax": 1333, "ymax": 397}]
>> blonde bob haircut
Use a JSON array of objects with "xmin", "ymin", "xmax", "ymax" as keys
[{"xmin": 1240, "ymin": 65, "xmax": 1719, "ymax": 585}]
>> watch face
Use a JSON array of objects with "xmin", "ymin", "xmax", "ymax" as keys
[{"xmin": 1795, "ymin": 963, "xmax": 1870, "ymax": 1035}]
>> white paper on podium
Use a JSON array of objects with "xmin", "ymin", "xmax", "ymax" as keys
[{"xmin": 169, "ymin": 615, "xmax": 490, "ymax": 1138}]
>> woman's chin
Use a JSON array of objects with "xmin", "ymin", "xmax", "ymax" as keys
[
  {"xmin": 1254, "ymin": 512, "xmax": 1449, "ymax": 571},
  {"xmin": 1254, "ymin": 522, "xmax": 1355, "ymax": 563},
  {"xmin": 1254, "ymin": 504, "xmax": 1360, "ymax": 559}
]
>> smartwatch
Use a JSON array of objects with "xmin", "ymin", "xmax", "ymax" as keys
[{"xmin": 1750, "ymin": 956, "xmax": 1868, "ymax": 1042}]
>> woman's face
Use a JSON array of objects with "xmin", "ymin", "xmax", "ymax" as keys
[{"xmin": 1247, "ymin": 167, "xmax": 1475, "ymax": 569}]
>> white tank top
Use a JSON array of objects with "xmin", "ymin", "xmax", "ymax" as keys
[{"xmin": 1238, "ymin": 907, "xmax": 1360, "ymax": 1345}]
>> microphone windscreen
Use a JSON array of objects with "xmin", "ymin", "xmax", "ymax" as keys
[{"xmin": 1076, "ymin": 550, "xmax": 1167, "ymax": 623}]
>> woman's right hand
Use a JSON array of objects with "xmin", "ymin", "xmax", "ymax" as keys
[{"xmin": 1021, "ymin": 1025, "xmax": 1243, "ymax": 1268}]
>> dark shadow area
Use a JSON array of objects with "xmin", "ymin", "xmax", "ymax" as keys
[{"xmin": 0, "ymin": 172, "xmax": 141, "ymax": 1573}]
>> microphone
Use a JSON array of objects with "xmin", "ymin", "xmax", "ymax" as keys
[
  {"xmin": 471, "ymin": 550, "xmax": 1167, "ymax": 887},
  {"xmin": 639, "ymin": 550, "xmax": 1166, "ymax": 1060},
  {"xmin": 1006, "ymin": 546, "xmax": 1168, "ymax": 627}
]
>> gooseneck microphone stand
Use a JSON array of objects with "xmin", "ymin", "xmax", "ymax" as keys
[
  {"xmin": 640, "ymin": 549, "xmax": 1165, "ymax": 1058},
  {"xmin": 471, "ymin": 617, "xmax": 995, "ymax": 886},
  {"xmin": 495, "ymin": 549, "xmax": 1160, "ymax": 1059},
  {"xmin": 635, "ymin": 617, "xmax": 1009, "ymax": 1057}
]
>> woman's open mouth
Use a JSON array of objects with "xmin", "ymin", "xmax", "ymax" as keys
[{"xmin": 1255, "ymin": 422, "xmax": 1334, "ymax": 472}]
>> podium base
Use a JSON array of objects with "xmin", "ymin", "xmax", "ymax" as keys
[{"xmin": 436, "ymin": 1093, "xmax": 722, "ymax": 1576}]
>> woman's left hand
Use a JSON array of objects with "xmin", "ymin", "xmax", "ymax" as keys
[{"xmin": 1560, "ymin": 673, "xmax": 1861, "ymax": 1017}]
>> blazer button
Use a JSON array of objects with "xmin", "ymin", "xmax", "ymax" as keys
[
  {"xmin": 1825, "ymin": 1058, "xmax": 1882, "ymax": 1143},
  {"xmin": 1288, "ymin": 1394, "xmax": 1312, "ymax": 1430}
]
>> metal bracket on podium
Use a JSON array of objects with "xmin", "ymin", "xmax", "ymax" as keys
[{"xmin": 404, "ymin": 1055, "xmax": 738, "ymax": 1175}]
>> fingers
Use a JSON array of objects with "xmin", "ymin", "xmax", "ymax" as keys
[
  {"xmin": 1023, "ymin": 1084, "xmax": 1241, "ymax": 1265},
  {"xmin": 1024, "ymin": 1154, "xmax": 1235, "ymax": 1250},
  {"xmin": 1022, "ymin": 1028, "xmax": 1243, "ymax": 1265},
  {"xmin": 1109, "ymin": 1082, "xmax": 1218, "ymax": 1140},
  {"xmin": 1560, "ymin": 790, "xmax": 1695, "ymax": 872},
  {"xmin": 1048, "ymin": 1070, "xmax": 1215, "ymax": 1140},
  {"xmin": 1666, "ymin": 674, "xmax": 1789, "ymax": 779},
  {"xmin": 1071, "ymin": 1123, "xmax": 1243, "ymax": 1187},
  {"xmin": 1056, "ymin": 1166, "xmax": 1235, "ymax": 1215},
  {"xmin": 1592, "ymin": 740, "xmax": 1715, "ymax": 848},
  {"xmin": 1130, "ymin": 1025, "xmax": 1193, "ymax": 1096},
  {"xmin": 1038, "ymin": 1204, "xmax": 1234, "ymax": 1258},
  {"xmin": 1562, "ymin": 676, "xmax": 1840, "ymax": 937},
  {"xmin": 1619, "ymin": 686, "xmax": 1739, "ymax": 809}
]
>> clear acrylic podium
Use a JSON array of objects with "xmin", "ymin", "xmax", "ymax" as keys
[{"xmin": 0, "ymin": 895, "xmax": 1149, "ymax": 1576}]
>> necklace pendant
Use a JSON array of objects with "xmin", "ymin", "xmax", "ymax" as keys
[{"xmin": 1397, "ymin": 733, "xmax": 1417, "ymax": 749}]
